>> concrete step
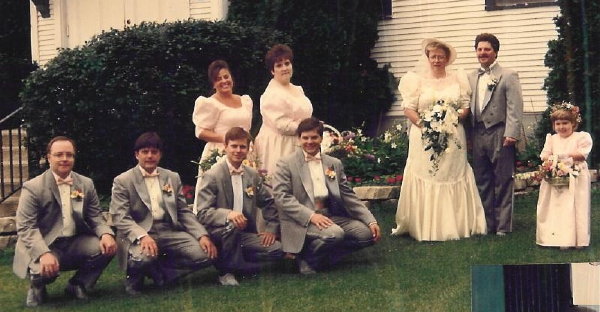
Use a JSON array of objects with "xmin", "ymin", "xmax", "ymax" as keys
[
  {"xmin": 0, "ymin": 217, "xmax": 16, "ymax": 234},
  {"xmin": 0, "ymin": 235, "xmax": 17, "ymax": 249},
  {"xmin": 1, "ymin": 163, "xmax": 29, "ymax": 181},
  {"xmin": 2, "ymin": 145, "xmax": 27, "ymax": 160},
  {"xmin": 1, "ymin": 128, "xmax": 27, "ymax": 147},
  {"xmin": 0, "ymin": 191, "xmax": 20, "ymax": 217}
]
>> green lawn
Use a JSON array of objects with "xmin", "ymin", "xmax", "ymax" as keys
[{"xmin": 0, "ymin": 190, "xmax": 598, "ymax": 311}]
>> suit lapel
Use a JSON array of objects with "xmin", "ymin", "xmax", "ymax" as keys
[
  {"xmin": 322, "ymin": 156, "xmax": 340, "ymax": 200},
  {"xmin": 158, "ymin": 168, "xmax": 177, "ymax": 222},
  {"xmin": 45, "ymin": 170, "xmax": 62, "ymax": 208},
  {"xmin": 482, "ymin": 66, "xmax": 503, "ymax": 111},
  {"xmin": 218, "ymin": 162, "xmax": 234, "ymax": 210},
  {"xmin": 295, "ymin": 150, "xmax": 315, "ymax": 204},
  {"xmin": 241, "ymin": 170, "xmax": 254, "ymax": 215},
  {"xmin": 70, "ymin": 174, "xmax": 84, "ymax": 225},
  {"xmin": 132, "ymin": 168, "xmax": 153, "ymax": 211}
]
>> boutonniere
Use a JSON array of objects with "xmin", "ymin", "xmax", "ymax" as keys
[
  {"xmin": 162, "ymin": 184, "xmax": 173, "ymax": 195},
  {"xmin": 487, "ymin": 76, "xmax": 499, "ymax": 91},
  {"xmin": 70, "ymin": 189, "xmax": 84, "ymax": 201},
  {"xmin": 245, "ymin": 186, "xmax": 255, "ymax": 198},
  {"xmin": 325, "ymin": 166, "xmax": 336, "ymax": 180}
]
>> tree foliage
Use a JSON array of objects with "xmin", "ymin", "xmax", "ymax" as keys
[
  {"xmin": 543, "ymin": 0, "xmax": 600, "ymax": 166},
  {"xmin": 228, "ymin": 0, "xmax": 396, "ymax": 134},
  {"xmin": 0, "ymin": 0, "xmax": 37, "ymax": 119},
  {"xmin": 21, "ymin": 20, "xmax": 288, "ymax": 193}
]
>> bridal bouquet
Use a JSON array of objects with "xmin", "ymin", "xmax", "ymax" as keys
[
  {"xmin": 538, "ymin": 154, "xmax": 580, "ymax": 186},
  {"xmin": 193, "ymin": 149, "xmax": 225, "ymax": 173},
  {"xmin": 420, "ymin": 99, "xmax": 462, "ymax": 174}
]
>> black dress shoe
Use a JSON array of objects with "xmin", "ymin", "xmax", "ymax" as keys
[
  {"xmin": 26, "ymin": 284, "xmax": 47, "ymax": 307},
  {"xmin": 65, "ymin": 283, "xmax": 89, "ymax": 300}
]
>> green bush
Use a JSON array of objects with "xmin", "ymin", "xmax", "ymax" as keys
[
  {"xmin": 20, "ymin": 20, "xmax": 288, "ymax": 194},
  {"xmin": 543, "ymin": 0, "xmax": 600, "ymax": 167},
  {"xmin": 228, "ymin": 0, "xmax": 396, "ymax": 134}
]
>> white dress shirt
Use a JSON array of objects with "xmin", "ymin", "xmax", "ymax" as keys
[
  {"xmin": 476, "ymin": 60, "xmax": 498, "ymax": 117},
  {"xmin": 303, "ymin": 151, "xmax": 329, "ymax": 201},
  {"xmin": 226, "ymin": 159, "xmax": 244, "ymax": 213},
  {"xmin": 139, "ymin": 166, "xmax": 165, "ymax": 221},
  {"xmin": 52, "ymin": 172, "xmax": 76, "ymax": 237}
]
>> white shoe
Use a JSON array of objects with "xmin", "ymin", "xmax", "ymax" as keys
[{"xmin": 218, "ymin": 273, "xmax": 239, "ymax": 286}]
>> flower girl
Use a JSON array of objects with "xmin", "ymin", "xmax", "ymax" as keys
[{"xmin": 536, "ymin": 103, "xmax": 593, "ymax": 249}]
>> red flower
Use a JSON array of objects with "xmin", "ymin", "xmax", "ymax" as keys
[
  {"xmin": 396, "ymin": 175, "xmax": 403, "ymax": 183},
  {"xmin": 347, "ymin": 176, "xmax": 354, "ymax": 182},
  {"xmin": 355, "ymin": 177, "xmax": 362, "ymax": 183},
  {"xmin": 374, "ymin": 176, "xmax": 381, "ymax": 181},
  {"xmin": 386, "ymin": 177, "xmax": 395, "ymax": 184}
]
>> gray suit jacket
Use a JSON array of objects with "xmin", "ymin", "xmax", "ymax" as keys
[
  {"xmin": 109, "ymin": 166, "xmax": 208, "ymax": 270},
  {"xmin": 273, "ymin": 149, "xmax": 377, "ymax": 253},
  {"xmin": 196, "ymin": 161, "xmax": 279, "ymax": 234},
  {"xmin": 13, "ymin": 170, "xmax": 113, "ymax": 278},
  {"xmin": 468, "ymin": 63, "xmax": 523, "ymax": 139}
]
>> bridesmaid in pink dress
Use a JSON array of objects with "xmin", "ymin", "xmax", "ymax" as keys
[
  {"xmin": 192, "ymin": 60, "xmax": 253, "ymax": 210},
  {"xmin": 255, "ymin": 44, "xmax": 313, "ymax": 177},
  {"xmin": 536, "ymin": 104, "xmax": 593, "ymax": 249}
]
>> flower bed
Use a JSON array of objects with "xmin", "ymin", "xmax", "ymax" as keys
[{"xmin": 323, "ymin": 122, "xmax": 408, "ymax": 186}]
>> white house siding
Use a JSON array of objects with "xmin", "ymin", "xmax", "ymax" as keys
[
  {"xmin": 30, "ymin": 1, "xmax": 59, "ymax": 66},
  {"xmin": 372, "ymin": 0, "xmax": 561, "ymax": 118},
  {"xmin": 30, "ymin": 0, "xmax": 228, "ymax": 66}
]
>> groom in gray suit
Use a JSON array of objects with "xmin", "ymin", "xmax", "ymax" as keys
[
  {"xmin": 110, "ymin": 132, "xmax": 217, "ymax": 295},
  {"xmin": 468, "ymin": 33, "xmax": 523, "ymax": 235},
  {"xmin": 197, "ymin": 127, "xmax": 283, "ymax": 286},
  {"xmin": 14, "ymin": 136, "xmax": 117, "ymax": 307},
  {"xmin": 273, "ymin": 117, "xmax": 381, "ymax": 274}
]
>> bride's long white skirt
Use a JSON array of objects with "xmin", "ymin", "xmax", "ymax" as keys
[{"xmin": 391, "ymin": 123, "xmax": 487, "ymax": 241}]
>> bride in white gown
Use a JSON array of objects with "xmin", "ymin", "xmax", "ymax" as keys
[{"xmin": 391, "ymin": 38, "xmax": 487, "ymax": 241}]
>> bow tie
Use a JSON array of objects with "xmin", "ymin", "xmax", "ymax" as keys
[
  {"xmin": 478, "ymin": 68, "xmax": 491, "ymax": 75},
  {"xmin": 56, "ymin": 177, "xmax": 73, "ymax": 185},
  {"xmin": 142, "ymin": 171, "xmax": 159, "ymax": 178},
  {"xmin": 230, "ymin": 168, "xmax": 244, "ymax": 176},
  {"xmin": 305, "ymin": 154, "xmax": 322, "ymax": 162}
]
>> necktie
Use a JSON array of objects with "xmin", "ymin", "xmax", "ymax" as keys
[
  {"xmin": 142, "ymin": 171, "xmax": 159, "ymax": 178},
  {"xmin": 478, "ymin": 68, "xmax": 491, "ymax": 76},
  {"xmin": 56, "ymin": 177, "xmax": 73, "ymax": 185},
  {"xmin": 230, "ymin": 168, "xmax": 244, "ymax": 176},
  {"xmin": 305, "ymin": 154, "xmax": 321, "ymax": 162}
]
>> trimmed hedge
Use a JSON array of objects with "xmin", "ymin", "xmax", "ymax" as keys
[{"xmin": 21, "ymin": 20, "xmax": 288, "ymax": 194}]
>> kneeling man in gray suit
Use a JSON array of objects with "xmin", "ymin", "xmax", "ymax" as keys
[
  {"xmin": 273, "ymin": 117, "xmax": 381, "ymax": 274},
  {"xmin": 197, "ymin": 127, "xmax": 283, "ymax": 286},
  {"xmin": 110, "ymin": 132, "xmax": 217, "ymax": 295},
  {"xmin": 14, "ymin": 136, "xmax": 117, "ymax": 307}
]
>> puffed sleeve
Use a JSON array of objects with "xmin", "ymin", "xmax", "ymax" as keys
[
  {"xmin": 192, "ymin": 96, "xmax": 221, "ymax": 138},
  {"xmin": 398, "ymin": 71, "xmax": 421, "ymax": 111},
  {"xmin": 260, "ymin": 87, "xmax": 300, "ymax": 136},
  {"xmin": 539, "ymin": 133, "xmax": 553, "ymax": 161},
  {"xmin": 577, "ymin": 132, "xmax": 593, "ymax": 159},
  {"xmin": 456, "ymin": 68, "xmax": 472, "ymax": 109},
  {"xmin": 240, "ymin": 94, "xmax": 254, "ymax": 130}
]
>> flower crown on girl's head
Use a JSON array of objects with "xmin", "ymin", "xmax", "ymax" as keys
[{"xmin": 550, "ymin": 101, "xmax": 582, "ymax": 124}]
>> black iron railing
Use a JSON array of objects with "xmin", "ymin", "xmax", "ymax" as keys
[{"xmin": 0, "ymin": 107, "xmax": 26, "ymax": 204}]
